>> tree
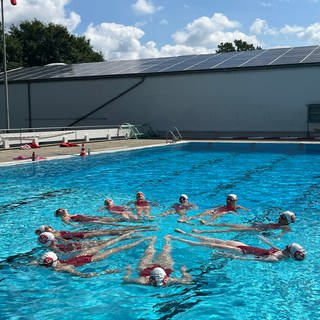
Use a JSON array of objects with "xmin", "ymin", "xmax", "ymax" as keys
[
  {"xmin": 216, "ymin": 39, "xmax": 262, "ymax": 53},
  {"xmin": 1, "ymin": 20, "xmax": 104, "ymax": 71}
]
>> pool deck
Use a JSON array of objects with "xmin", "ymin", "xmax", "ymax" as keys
[
  {"xmin": 0, "ymin": 139, "xmax": 166, "ymax": 165},
  {"xmin": 1, "ymin": 138, "xmax": 319, "ymax": 165}
]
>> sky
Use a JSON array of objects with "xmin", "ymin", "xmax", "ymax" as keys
[{"xmin": 4, "ymin": 0, "xmax": 320, "ymax": 61}]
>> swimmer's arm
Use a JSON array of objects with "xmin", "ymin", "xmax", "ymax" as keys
[
  {"xmin": 192, "ymin": 227, "xmax": 259, "ymax": 234},
  {"xmin": 188, "ymin": 209, "xmax": 211, "ymax": 220},
  {"xmin": 208, "ymin": 211, "xmax": 225, "ymax": 221},
  {"xmin": 62, "ymin": 218, "xmax": 79, "ymax": 227},
  {"xmin": 65, "ymin": 268, "xmax": 119, "ymax": 278},
  {"xmin": 190, "ymin": 203, "xmax": 199, "ymax": 210},
  {"xmin": 122, "ymin": 277, "xmax": 146, "ymax": 284},
  {"xmin": 180, "ymin": 265, "xmax": 192, "ymax": 283},
  {"xmin": 123, "ymin": 265, "xmax": 146, "ymax": 284},
  {"xmin": 258, "ymin": 235, "xmax": 280, "ymax": 250},
  {"xmin": 236, "ymin": 205, "xmax": 250, "ymax": 212},
  {"xmin": 216, "ymin": 252, "xmax": 279, "ymax": 262},
  {"xmin": 161, "ymin": 209, "xmax": 175, "ymax": 216},
  {"xmin": 167, "ymin": 267, "xmax": 192, "ymax": 285}
]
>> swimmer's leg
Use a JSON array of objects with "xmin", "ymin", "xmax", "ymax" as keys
[
  {"xmin": 153, "ymin": 235, "xmax": 174, "ymax": 270},
  {"xmin": 92, "ymin": 237, "xmax": 149, "ymax": 262},
  {"xmin": 138, "ymin": 236, "xmax": 156, "ymax": 271}
]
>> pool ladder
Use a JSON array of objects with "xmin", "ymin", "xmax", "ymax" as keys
[{"xmin": 166, "ymin": 127, "xmax": 182, "ymax": 143}]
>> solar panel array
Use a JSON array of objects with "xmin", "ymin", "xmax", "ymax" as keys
[{"xmin": 2, "ymin": 45, "xmax": 320, "ymax": 82}]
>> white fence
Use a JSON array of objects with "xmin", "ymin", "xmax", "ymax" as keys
[{"xmin": 0, "ymin": 125, "xmax": 133, "ymax": 149}]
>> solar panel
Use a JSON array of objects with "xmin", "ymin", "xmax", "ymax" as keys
[
  {"xmin": 212, "ymin": 50, "xmax": 261, "ymax": 69},
  {"xmin": 185, "ymin": 53, "xmax": 228, "ymax": 71},
  {"xmin": 300, "ymin": 46, "xmax": 320, "ymax": 63},
  {"xmin": 1, "ymin": 45, "xmax": 320, "ymax": 82},
  {"xmin": 241, "ymin": 48, "xmax": 291, "ymax": 67},
  {"xmin": 155, "ymin": 55, "xmax": 202, "ymax": 72},
  {"xmin": 270, "ymin": 46, "xmax": 318, "ymax": 65}
]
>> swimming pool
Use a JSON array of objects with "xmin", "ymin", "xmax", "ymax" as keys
[{"xmin": 0, "ymin": 142, "xmax": 320, "ymax": 319}]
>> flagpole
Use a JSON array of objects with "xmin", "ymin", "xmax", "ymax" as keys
[{"xmin": 1, "ymin": 0, "xmax": 10, "ymax": 129}]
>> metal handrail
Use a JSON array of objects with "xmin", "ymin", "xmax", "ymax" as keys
[{"xmin": 166, "ymin": 127, "xmax": 182, "ymax": 143}]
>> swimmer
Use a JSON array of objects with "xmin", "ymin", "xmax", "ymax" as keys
[
  {"xmin": 193, "ymin": 211, "xmax": 296, "ymax": 235},
  {"xmin": 36, "ymin": 235, "xmax": 150, "ymax": 277},
  {"xmin": 123, "ymin": 235, "xmax": 192, "ymax": 286},
  {"xmin": 55, "ymin": 208, "xmax": 125, "ymax": 226},
  {"xmin": 171, "ymin": 229, "xmax": 306, "ymax": 262},
  {"xmin": 188, "ymin": 194, "xmax": 249, "ymax": 222},
  {"xmin": 35, "ymin": 225, "xmax": 156, "ymax": 240},
  {"xmin": 37, "ymin": 231, "xmax": 136, "ymax": 254},
  {"xmin": 129, "ymin": 192, "xmax": 152, "ymax": 219},
  {"xmin": 161, "ymin": 194, "xmax": 198, "ymax": 220},
  {"xmin": 101, "ymin": 198, "xmax": 138, "ymax": 220}
]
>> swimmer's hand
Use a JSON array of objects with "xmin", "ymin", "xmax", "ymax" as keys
[
  {"xmin": 180, "ymin": 265, "xmax": 187, "ymax": 272},
  {"xmin": 102, "ymin": 268, "xmax": 119, "ymax": 275}
]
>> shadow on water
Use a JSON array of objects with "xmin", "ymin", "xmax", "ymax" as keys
[{"xmin": 0, "ymin": 188, "xmax": 75, "ymax": 214}]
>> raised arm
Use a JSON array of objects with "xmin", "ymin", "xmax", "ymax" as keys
[{"xmin": 257, "ymin": 235, "xmax": 280, "ymax": 250}]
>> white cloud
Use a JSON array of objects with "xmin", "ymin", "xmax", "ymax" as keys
[
  {"xmin": 84, "ymin": 21, "xmax": 216, "ymax": 60},
  {"xmin": 131, "ymin": 0, "xmax": 161, "ymax": 15},
  {"xmin": 172, "ymin": 13, "xmax": 259, "ymax": 49},
  {"xmin": 250, "ymin": 18, "xmax": 277, "ymax": 35},
  {"xmin": 296, "ymin": 22, "xmax": 320, "ymax": 41},
  {"xmin": 5, "ymin": 0, "xmax": 80, "ymax": 32},
  {"xmin": 250, "ymin": 18, "xmax": 320, "ymax": 44},
  {"xmin": 85, "ymin": 22, "xmax": 149, "ymax": 60},
  {"xmin": 280, "ymin": 24, "xmax": 305, "ymax": 34}
]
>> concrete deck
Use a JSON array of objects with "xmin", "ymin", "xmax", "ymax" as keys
[{"xmin": 0, "ymin": 139, "xmax": 166, "ymax": 165}]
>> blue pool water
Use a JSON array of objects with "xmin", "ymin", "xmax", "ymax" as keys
[{"xmin": 0, "ymin": 142, "xmax": 320, "ymax": 319}]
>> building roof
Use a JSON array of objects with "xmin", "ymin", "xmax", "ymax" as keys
[{"xmin": 3, "ymin": 45, "xmax": 320, "ymax": 82}]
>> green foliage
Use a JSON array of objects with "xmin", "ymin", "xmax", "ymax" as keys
[
  {"xmin": 216, "ymin": 39, "xmax": 262, "ymax": 53},
  {"xmin": 1, "ymin": 19, "xmax": 104, "ymax": 71}
]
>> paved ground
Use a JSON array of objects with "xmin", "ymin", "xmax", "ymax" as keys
[{"xmin": 0, "ymin": 139, "xmax": 166, "ymax": 165}]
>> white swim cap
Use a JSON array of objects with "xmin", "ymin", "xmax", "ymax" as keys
[
  {"xmin": 280, "ymin": 211, "xmax": 296, "ymax": 224},
  {"xmin": 40, "ymin": 251, "xmax": 58, "ymax": 267},
  {"xmin": 150, "ymin": 267, "xmax": 167, "ymax": 286},
  {"xmin": 180, "ymin": 194, "xmax": 188, "ymax": 200},
  {"xmin": 288, "ymin": 243, "xmax": 306, "ymax": 261},
  {"xmin": 35, "ymin": 225, "xmax": 47, "ymax": 234},
  {"xmin": 227, "ymin": 194, "xmax": 238, "ymax": 201},
  {"xmin": 38, "ymin": 232, "xmax": 55, "ymax": 246}
]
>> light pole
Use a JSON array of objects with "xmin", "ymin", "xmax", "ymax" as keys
[{"xmin": 1, "ymin": 0, "xmax": 15, "ymax": 130}]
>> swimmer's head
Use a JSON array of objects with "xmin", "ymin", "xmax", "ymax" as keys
[
  {"xmin": 279, "ymin": 211, "xmax": 296, "ymax": 224},
  {"xmin": 227, "ymin": 194, "xmax": 238, "ymax": 201},
  {"xmin": 38, "ymin": 232, "xmax": 55, "ymax": 247},
  {"xmin": 287, "ymin": 243, "xmax": 306, "ymax": 261},
  {"xmin": 136, "ymin": 192, "xmax": 145, "ymax": 199},
  {"xmin": 179, "ymin": 194, "xmax": 188, "ymax": 202},
  {"xmin": 149, "ymin": 267, "xmax": 167, "ymax": 287},
  {"xmin": 39, "ymin": 251, "xmax": 58, "ymax": 268},
  {"xmin": 35, "ymin": 225, "xmax": 51, "ymax": 235},
  {"xmin": 104, "ymin": 198, "xmax": 114, "ymax": 206},
  {"xmin": 55, "ymin": 208, "xmax": 67, "ymax": 216}
]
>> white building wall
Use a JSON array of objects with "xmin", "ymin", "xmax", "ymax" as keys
[{"xmin": 2, "ymin": 66, "xmax": 320, "ymax": 137}]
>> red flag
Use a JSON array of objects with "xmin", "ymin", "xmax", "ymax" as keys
[{"xmin": 10, "ymin": 0, "xmax": 17, "ymax": 5}]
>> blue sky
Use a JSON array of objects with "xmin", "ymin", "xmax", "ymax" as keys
[{"xmin": 5, "ymin": 0, "xmax": 320, "ymax": 60}]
